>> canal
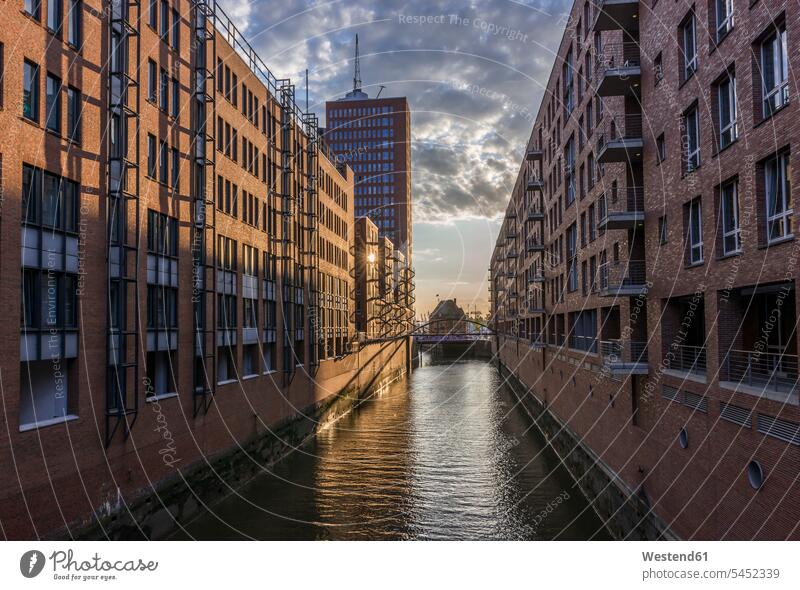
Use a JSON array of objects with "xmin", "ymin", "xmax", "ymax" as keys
[{"xmin": 170, "ymin": 357, "xmax": 610, "ymax": 540}]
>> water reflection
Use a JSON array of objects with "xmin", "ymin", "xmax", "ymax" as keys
[{"xmin": 171, "ymin": 358, "xmax": 609, "ymax": 540}]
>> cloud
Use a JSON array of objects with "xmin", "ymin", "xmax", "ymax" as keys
[{"xmin": 219, "ymin": 0, "xmax": 566, "ymax": 223}]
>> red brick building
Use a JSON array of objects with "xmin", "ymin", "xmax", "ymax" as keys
[
  {"xmin": 0, "ymin": 0, "xmax": 412, "ymax": 539},
  {"xmin": 491, "ymin": 0, "xmax": 800, "ymax": 539}
]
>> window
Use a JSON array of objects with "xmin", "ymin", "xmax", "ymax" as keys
[
  {"xmin": 148, "ymin": 59, "xmax": 157, "ymax": 102},
  {"xmin": 654, "ymin": 52, "xmax": 663, "ymax": 84},
  {"xmin": 22, "ymin": 165, "xmax": 79, "ymax": 231},
  {"xmin": 149, "ymin": 0, "xmax": 157, "ymax": 28},
  {"xmin": 0, "ymin": 43, "xmax": 4, "ymax": 108},
  {"xmin": 716, "ymin": 0, "xmax": 734, "ymax": 41},
  {"xmin": 567, "ymin": 223, "xmax": 578, "ymax": 292},
  {"xmin": 760, "ymin": 23, "xmax": 789, "ymax": 118},
  {"xmin": 687, "ymin": 198, "xmax": 703, "ymax": 264},
  {"xmin": 66, "ymin": 86, "xmax": 81, "ymax": 142},
  {"xmin": 718, "ymin": 73, "xmax": 737, "ymax": 149},
  {"xmin": 47, "ymin": 0, "xmax": 62, "ymax": 35},
  {"xmin": 45, "ymin": 73, "xmax": 61, "ymax": 133},
  {"xmin": 565, "ymin": 137, "xmax": 575, "ymax": 206},
  {"xmin": 160, "ymin": 0, "xmax": 169, "ymax": 38},
  {"xmin": 720, "ymin": 180, "xmax": 741, "ymax": 254},
  {"xmin": 681, "ymin": 12, "xmax": 697, "ymax": 80},
  {"xmin": 171, "ymin": 147, "xmax": 179, "ymax": 189},
  {"xmin": 67, "ymin": 0, "xmax": 81, "ymax": 46},
  {"xmin": 656, "ymin": 133, "xmax": 666, "ymax": 163},
  {"xmin": 171, "ymin": 8, "xmax": 180, "ymax": 50},
  {"xmin": 23, "ymin": 60, "xmax": 40, "ymax": 122},
  {"xmin": 147, "ymin": 134, "xmax": 156, "ymax": 177},
  {"xmin": 159, "ymin": 68, "xmax": 168, "ymax": 111},
  {"xmin": 159, "ymin": 140, "xmax": 168, "ymax": 184},
  {"xmin": 684, "ymin": 105, "xmax": 700, "ymax": 172},
  {"xmin": 659, "ymin": 215, "xmax": 668, "ymax": 244},
  {"xmin": 24, "ymin": 0, "xmax": 41, "ymax": 20},
  {"xmin": 765, "ymin": 151, "xmax": 792, "ymax": 243},
  {"xmin": 171, "ymin": 77, "xmax": 179, "ymax": 118}
]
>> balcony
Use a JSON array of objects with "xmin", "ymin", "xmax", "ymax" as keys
[
  {"xmin": 526, "ymin": 236, "xmax": 545, "ymax": 253},
  {"xmin": 526, "ymin": 176, "xmax": 544, "ymax": 192},
  {"xmin": 528, "ymin": 270, "xmax": 545, "ymax": 284},
  {"xmin": 526, "ymin": 146, "xmax": 543, "ymax": 162},
  {"xmin": 526, "ymin": 300, "xmax": 546, "ymax": 314},
  {"xmin": 597, "ymin": 114, "xmax": 643, "ymax": 164},
  {"xmin": 506, "ymin": 230, "xmax": 517, "ymax": 240},
  {"xmin": 592, "ymin": 0, "xmax": 639, "ymax": 32},
  {"xmin": 598, "ymin": 187, "xmax": 645, "ymax": 230},
  {"xmin": 721, "ymin": 349, "xmax": 799, "ymax": 404},
  {"xmin": 595, "ymin": 42, "xmax": 641, "ymax": 97},
  {"xmin": 600, "ymin": 340, "xmax": 649, "ymax": 375},
  {"xmin": 526, "ymin": 202, "xmax": 545, "ymax": 222},
  {"xmin": 530, "ymin": 333, "xmax": 545, "ymax": 348},
  {"xmin": 598, "ymin": 259, "xmax": 647, "ymax": 296},
  {"xmin": 668, "ymin": 344, "xmax": 707, "ymax": 376},
  {"xmin": 506, "ymin": 250, "xmax": 518, "ymax": 259},
  {"xmin": 507, "ymin": 210, "xmax": 517, "ymax": 221}
]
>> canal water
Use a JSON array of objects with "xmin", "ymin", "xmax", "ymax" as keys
[{"xmin": 170, "ymin": 357, "xmax": 610, "ymax": 540}]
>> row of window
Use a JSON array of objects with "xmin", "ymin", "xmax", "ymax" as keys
[
  {"xmin": 23, "ymin": 0, "xmax": 82, "ymax": 48},
  {"xmin": 22, "ymin": 60, "xmax": 82, "ymax": 142}
]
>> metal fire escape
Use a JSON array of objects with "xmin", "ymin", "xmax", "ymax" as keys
[
  {"xmin": 191, "ymin": 0, "xmax": 217, "ymax": 416},
  {"xmin": 302, "ymin": 112, "xmax": 321, "ymax": 373},
  {"xmin": 105, "ymin": 0, "xmax": 141, "ymax": 447},
  {"xmin": 279, "ymin": 81, "xmax": 298, "ymax": 386}
]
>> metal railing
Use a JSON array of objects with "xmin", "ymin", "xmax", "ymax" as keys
[
  {"xmin": 570, "ymin": 334, "xmax": 598, "ymax": 353},
  {"xmin": 600, "ymin": 339, "xmax": 648, "ymax": 365},
  {"xmin": 595, "ymin": 42, "xmax": 641, "ymax": 75},
  {"xmin": 598, "ymin": 259, "xmax": 647, "ymax": 291},
  {"xmin": 600, "ymin": 186, "xmax": 644, "ymax": 219},
  {"xmin": 526, "ymin": 235, "xmax": 544, "ymax": 251},
  {"xmin": 598, "ymin": 113, "xmax": 643, "ymax": 149},
  {"xmin": 722, "ymin": 349, "xmax": 799, "ymax": 395},
  {"xmin": 668, "ymin": 344, "xmax": 707, "ymax": 375}
]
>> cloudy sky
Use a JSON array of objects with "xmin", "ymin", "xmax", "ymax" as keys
[{"xmin": 220, "ymin": 0, "xmax": 570, "ymax": 316}]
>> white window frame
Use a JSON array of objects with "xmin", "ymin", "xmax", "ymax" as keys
[
  {"xmin": 761, "ymin": 25, "xmax": 789, "ymax": 118},
  {"xmin": 718, "ymin": 74, "xmax": 738, "ymax": 149},
  {"xmin": 720, "ymin": 180, "xmax": 741, "ymax": 255},
  {"xmin": 682, "ymin": 13, "xmax": 697, "ymax": 79},
  {"xmin": 766, "ymin": 152, "xmax": 792, "ymax": 243},
  {"xmin": 716, "ymin": 0, "xmax": 734, "ymax": 41},
  {"xmin": 688, "ymin": 198, "xmax": 703, "ymax": 264}
]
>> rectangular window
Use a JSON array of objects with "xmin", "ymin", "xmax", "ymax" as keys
[
  {"xmin": 45, "ymin": 73, "xmax": 61, "ymax": 133},
  {"xmin": 681, "ymin": 12, "xmax": 697, "ymax": 80},
  {"xmin": 656, "ymin": 133, "xmax": 666, "ymax": 163},
  {"xmin": 654, "ymin": 52, "xmax": 663, "ymax": 84},
  {"xmin": 716, "ymin": 0, "xmax": 734, "ymax": 41},
  {"xmin": 159, "ymin": 141, "xmax": 168, "ymax": 184},
  {"xmin": 171, "ymin": 147, "xmax": 179, "ymax": 189},
  {"xmin": 659, "ymin": 215, "xmax": 668, "ymax": 244},
  {"xmin": 171, "ymin": 8, "xmax": 180, "ymax": 50},
  {"xmin": 171, "ymin": 77, "xmax": 179, "ymax": 118},
  {"xmin": 159, "ymin": 68, "xmax": 168, "ymax": 111},
  {"xmin": 761, "ymin": 23, "xmax": 789, "ymax": 118},
  {"xmin": 149, "ymin": 0, "xmax": 157, "ymax": 28},
  {"xmin": 67, "ymin": 0, "xmax": 81, "ymax": 46},
  {"xmin": 160, "ymin": 0, "xmax": 169, "ymax": 38},
  {"xmin": 147, "ymin": 134, "xmax": 156, "ymax": 177},
  {"xmin": 25, "ymin": 0, "xmax": 41, "ymax": 20},
  {"xmin": 47, "ymin": 0, "xmax": 62, "ymax": 35},
  {"xmin": 720, "ymin": 180, "xmax": 741, "ymax": 255},
  {"xmin": 565, "ymin": 137, "xmax": 575, "ymax": 206},
  {"xmin": 66, "ymin": 86, "xmax": 80, "ymax": 142},
  {"xmin": 148, "ymin": 59, "xmax": 157, "ymax": 102},
  {"xmin": 765, "ymin": 151, "xmax": 792, "ymax": 243},
  {"xmin": 23, "ymin": 60, "xmax": 40, "ymax": 122},
  {"xmin": 718, "ymin": 74, "xmax": 737, "ymax": 149},
  {"xmin": 687, "ymin": 198, "xmax": 703, "ymax": 264},
  {"xmin": 684, "ymin": 105, "xmax": 700, "ymax": 172}
]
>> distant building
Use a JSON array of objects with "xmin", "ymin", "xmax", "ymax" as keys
[
  {"xmin": 429, "ymin": 299, "xmax": 468, "ymax": 335},
  {"xmin": 324, "ymin": 36, "xmax": 413, "ymax": 265}
]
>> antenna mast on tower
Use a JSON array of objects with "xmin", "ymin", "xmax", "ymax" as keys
[{"xmin": 353, "ymin": 35, "xmax": 362, "ymax": 94}]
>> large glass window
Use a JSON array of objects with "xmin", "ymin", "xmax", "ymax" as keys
[
  {"xmin": 67, "ymin": 0, "xmax": 81, "ymax": 46},
  {"xmin": 47, "ymin": 0, "xmax": 62, "ymax": 34},
  {"xmin": 718, "ymin": 74, "xmax": 737, "ymax": 149},
  {"xmin": 761, "ymin": 24, "xmax": 789, "ymax": 117},
  {"xmin": 684, "ymin": 105, "xmax": 700, "ymax": 172},
  {"xmin": 23, "ymin": 60, "xmax": 39, "ymax": 122},
  {"xmin": 716, "ymin": 0, "xmax": 734, "ymax": 41},
  {"xmin": 687, "ymin": 198, "xmax": 703, "ymax": 264},
  {"xmin": 25, "ymin": 0, "xmax": 41, "ymax": 20},
  {"xmin": 720, "ymin": 180, "xmax": 740, "ymax": 255},
  {"xmin": 765, "ymin": 151, "xmax": 792, "ymax": 242},
  {"xmin": 681, "ymin": 12, "xmax": 697, "ymax": 80},
  {"xmin": 66, "ymin": 86, "xmax": 81, "ymax": 142},
  {"xmin": 45, "ymin": 73, "xmax": 61, "ymax": 133}
]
